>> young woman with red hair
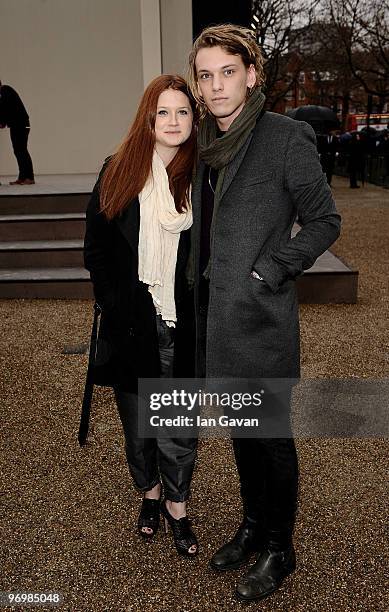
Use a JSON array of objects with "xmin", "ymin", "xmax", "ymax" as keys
[{"xmin": 84, "ymin": 75, "xmax": 198, "ymax": 557}]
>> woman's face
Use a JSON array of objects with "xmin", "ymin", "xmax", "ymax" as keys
[{"xmin": 154, "ymin": 89, "xmax": 193, "ymax": 150}]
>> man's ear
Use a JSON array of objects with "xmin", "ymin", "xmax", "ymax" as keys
[{"xmin": 247, "ymin": 64, "xmax": 256, "ymax": 88}]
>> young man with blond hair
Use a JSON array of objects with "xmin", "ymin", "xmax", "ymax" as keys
[{"xmin": 187, "ymin": 24, "xmax": 341, "ymax": 602}]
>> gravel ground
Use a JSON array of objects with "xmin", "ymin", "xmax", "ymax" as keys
[{"xmin": 0, "ymin": 176, "xmax": 388, "ymax": 611}]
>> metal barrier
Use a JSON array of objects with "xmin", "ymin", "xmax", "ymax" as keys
[{"xmin": 334, "ymin": 154, "xmax": 389, "ymax": 188}]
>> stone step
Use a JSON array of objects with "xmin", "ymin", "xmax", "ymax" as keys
[
  {"xmin": 0, "ymin": 219, "xmax": 357, "ymax": 302},
  {"xmin": 297, "ymin": 269, "xmax": 358, "ymax": 304},
  {"xmin": 293, "ymin": 224, "xmax": 358, "ymax": 303},
  {"xmin": 0, "ymin": 193, "xmax": 90, "ymax": 215},
  {"xmin": 0, "ymin": 239, "xmax": 84, "ymax": 268},
  {"xmin": 0, "ymin": 267, "xmax": 93, "ymax": 298},
  {"xmin": 0, "ymin": 264, "xmax": 357, "ymax": 302},
  {"xmin": 0, "ymin": 213, "xmax": 86, "ymax": 240}
]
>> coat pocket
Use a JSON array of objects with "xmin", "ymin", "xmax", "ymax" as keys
[
  {"xmin": 245, "ymin": 171, "xmax": 275, "ymax": 186},
  {"xmin": 248, "ymin": 273, "xmax": 271, "ymax": 299}
]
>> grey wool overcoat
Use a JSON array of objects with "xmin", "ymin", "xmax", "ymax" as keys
[{"xmin": 192, "ymin": 111, "xmax": 341, "ymax": 380}]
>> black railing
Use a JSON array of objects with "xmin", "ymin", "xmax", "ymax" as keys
[{"xmin": 334, "ymin": 154, "xmax": 389, "ymax": 188}]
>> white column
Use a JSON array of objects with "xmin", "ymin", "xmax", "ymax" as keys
[
  {"xmin": 140, "ymin": 0, "xmax": 162, "ymax": 88},
  {"xmin": 160, "ymin": 0, "xmax": 193, "ymax": 76}
]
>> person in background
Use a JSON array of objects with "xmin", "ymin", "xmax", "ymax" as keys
[
  {"xmin": 0, "ymin": 80, "xmax": 35, "ymax": 185},
  {"xmin": 378, "ymin": 130, "xmax": 389, "ymax": 181},
  {"xmin": 347, "ymin": 132, "xmax": 364, "ymax": 188},
  {"xmin": 358, "ymin": 131, "xmax": 369, "ymax": 185},
  {"xmin": 84, "ymin": 75, "xmax": 198, "ymax": 557},
  {"xmin": 318, "ymin": 128, "xmax": 339, "ymax": 186}
]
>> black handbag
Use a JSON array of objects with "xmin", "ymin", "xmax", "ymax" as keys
[{"xmin": 78, "ymin": 302, "xmax": 101, "ymax": 446}]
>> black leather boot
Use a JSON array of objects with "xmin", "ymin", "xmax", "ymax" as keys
[
  {"xmin": 235, "ymin": 531, "xmax": 296, "ymax": 601},
  {"xmin": 209, "ymin": 516, "xmax": 263, "ymax": 571}
]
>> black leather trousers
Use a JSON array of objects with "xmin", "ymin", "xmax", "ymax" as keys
[
  {"xmin": 114, "ymin": 315, "xmax": 197, "ymax": 502},
  {"xmin": 232, "ymin": 390, "xmax": 299, "ymax": 545}
]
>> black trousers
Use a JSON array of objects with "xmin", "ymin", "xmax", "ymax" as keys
[
  {"xmin": 10, "ymin": 126, "xmax": 34, "ymax": 180},
  {"xmin": 325, "ymin": 168, "xmax": 334, "ymax": 186},
  {"xmin": 114, "ymin": 315, "xmax": 197, "ymax": 502},
  {"xmin": 322, "ymin": 162, "xmax": 334, "ymax": 186},
  {"xmin": 349, "ymin": 168, "xmax": 358, "ymax": 188},
  {"xmin": 232, "ymin": 395, "xmax": 299, "ymax": 546},
  {"xmin": 199, "ymin": 301, "xmax": 298, "ymax": 544}
]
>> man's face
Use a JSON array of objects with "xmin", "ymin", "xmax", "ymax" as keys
[{"xmin": 195, "ymin": 46, "xmax": 256, "ymax": 128}]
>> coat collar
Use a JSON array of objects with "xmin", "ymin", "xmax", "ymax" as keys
[
  {"xmin": 193, "ymin": 112, "xmax": 263, "ymax": 203},
  {"xmin": 219, "ymin": 130, "xmax": 254, "ymax": 200}
]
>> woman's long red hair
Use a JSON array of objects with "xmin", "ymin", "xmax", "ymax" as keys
[{"xmin": 99, "ymin": 75, "xmax": 197, "ymax": 220}]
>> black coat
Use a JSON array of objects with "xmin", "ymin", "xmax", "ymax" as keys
[
  {"xmin": 84, "ymin": 167, "xmax": 195, "ymax": 391},
  {"xmin": 317, "ymin": 134, "xmax": 339, "ymax": 172},
  {"xmin": 0, "ymin": 85, "xmax": 29, "ymax": 127},
  {"xmin": 347, "ymin": 137, "xmax": 366, "ymax": 173}
]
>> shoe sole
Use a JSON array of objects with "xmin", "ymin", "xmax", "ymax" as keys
[
  {"xmin": 235, "ymin": 584, "xmax": 279, "ymax": 602},
  {"xmin": 235, "ymin": 563, "xmax": 296, "ymax": 602}
]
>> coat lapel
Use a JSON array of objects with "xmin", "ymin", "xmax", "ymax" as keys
[
  {"xmin": 220, "ymin": 131, "xmax": 254, "ymax": 200},
  {"xmin": 192, "ymin": 161, "xmax": 205, "ymax": 216},
  {"xmin": 115, "ymin": 197, "xmax": 139, "ymax": 254},
  {"xmin": 190, "ymin": 161, "xmax": 205, "ymax": 277}
]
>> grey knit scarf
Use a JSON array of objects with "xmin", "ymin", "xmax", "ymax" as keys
[{"xmin": 198, "ymin": 88, "xmax": 266, "ymax": 279}]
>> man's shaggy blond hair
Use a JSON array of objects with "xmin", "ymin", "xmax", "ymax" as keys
[{"xmin": 187, "ymin": 23, "xmax": 266, "ymax": 117}]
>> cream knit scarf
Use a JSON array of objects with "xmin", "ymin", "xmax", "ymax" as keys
[{"xmin": 138, "ymin": 150, "xmax": 193, "ymax": 327}]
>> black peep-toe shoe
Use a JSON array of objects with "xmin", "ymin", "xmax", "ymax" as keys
[
  {"xmin": 160, "ymin": 500, "xmax": 198, "ymax": 557},
  {"xmin": 138, "ymin": 498, "xmax": 160, "ymax": 540}
]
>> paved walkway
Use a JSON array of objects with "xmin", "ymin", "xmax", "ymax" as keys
[
  {"xmin": 0, "ymin": 176, "xmax": 387, "ymax": 611},
  {"xmin": 0, "ymin": 174, "xmax": 96, "ymax": 195}
]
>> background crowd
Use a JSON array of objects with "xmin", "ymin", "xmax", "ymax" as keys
[{"xmin": 317, "ymin": 127, "xmax": 389, "ymax": 188}]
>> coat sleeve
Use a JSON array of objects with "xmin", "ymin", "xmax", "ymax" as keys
[
  {"xmin": 83, "ymin": 162, "xmax": 116, "ymax": 311},
  {"xmin": 253, "ymin": 121, "xmax": 341, "ymax": 293}
]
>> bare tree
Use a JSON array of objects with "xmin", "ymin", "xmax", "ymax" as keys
[
  {"xmin": 325, "ymin": 0, "xmax": 389, "ymax": 103},
  {"xmin": 251, "ymin": 0, "xmax": 389, "ymax": 117},
  {"xmin": 252, "ymin": 0, "xmax": 320, "ymax": 109},
  {"xmin": 293, "ymin": 19, "xmax": 363, "ymax": 124}
]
